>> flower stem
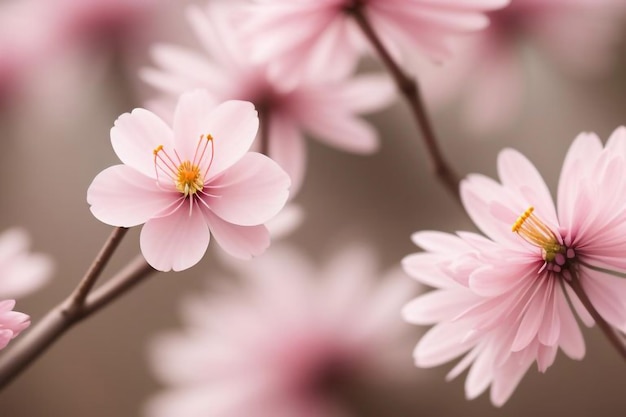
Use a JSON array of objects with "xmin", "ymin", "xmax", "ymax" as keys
[
  {"xmin": 0, "ymin": 247, "xmax": 155, "ymax": 391},
  {"xmin": 567, "ymin": 271, "xmax": 626, "ymax": 361},
  {"xmin": 349, "ymin": 6, "xmax": 460, "ymax": 201},
  {"xmin": 578, "ymin": 259, "xmax": 626, "ymax": 279},
  {"xmin": 258, "ymin": 105, "xmax": 270, "ymax": 157}
]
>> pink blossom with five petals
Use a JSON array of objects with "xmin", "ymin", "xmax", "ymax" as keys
[
  {"xmin": 87, "ymin": 90, "xmax": 291, "ymax": 272},
  {"xmin": 142, "ymin": 2, "xmax": 394, "ymax": 195},
  {"xmin": 403, "ymin": 127, "xmax": 626, "ymax": 405}
]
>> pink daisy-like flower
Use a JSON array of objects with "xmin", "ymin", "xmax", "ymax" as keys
[
  {"xmin": 0, "ymin": 228, "xmax": 53, "ymax": 299},
  {"xmin": 145, "ymin": 245, "xmax": 416, "ymax": 417},
  {"xmin": 242, "ymin": 0, "xmax": 510, "ymax": 84},
  {"xmin": 0, "ymin": 299, "xmax": 30, "ymax": 351},
  {"xmin": 402, "ymin": 127, "xmax": 626, "ymax": 405},
  {"xmin": 87, "ymin": 90, "xmax": 291, "ymax": 272},
  {"xmin": 416, "ymin": 0, "xmax": 625, "ymax": 133},
  {"xmin": 142, "ymin": 2, "xmax": 394, "ymax": 195}
]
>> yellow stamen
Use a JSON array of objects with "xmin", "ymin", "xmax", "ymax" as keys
[
  {"xmin": 512, "ymin": 206, "xmax": 563, "ymax": 262},
  {"xmin": 152, "ymin": 133, "xmax": 215, "ymax": 198}
]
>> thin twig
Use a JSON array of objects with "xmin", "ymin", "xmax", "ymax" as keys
[
  {"xmin": 68, "ymin": 227, "xmax": 128, "ymax": 311},
  {"xmin": 567, "ymin": 270, "xmax": 626, "ymax": 361},
  {"xmin": 348, "ymin": 6, "xmax": 460, "ymax": 200},
  {"xmin": 0, "ymin": 254, "xmax": 155, "ymax": 391}
]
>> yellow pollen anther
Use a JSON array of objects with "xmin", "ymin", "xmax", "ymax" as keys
[
  {"xmin": 512, "ymin": 206, "xmax": 563, "ymax": 262},
  {"xmin": 153, "ymin": 145, "xmax": 164, "ymax": 155}
]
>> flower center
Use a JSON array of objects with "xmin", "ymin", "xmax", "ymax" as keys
[
  {"xmin": 175, "ymin": 161, "xmax": 203, "ymax": 196},
  {"xmin": 153, "ymin": 134, "xmax": 214, "ymax": 197},
  {"xmin": 512, "ymin": 206, "xmax": 575, "ymax": 272}
]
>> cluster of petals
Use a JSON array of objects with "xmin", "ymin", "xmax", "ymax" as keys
[
  {"xmin": 146, "ymin": 245, "xmax": 416, "ymax": 417},
  {"xmin": 402, "ymin": 127, "xmax": 626, "ymax": 406},
  {"xmin": 416, "ymin": 0, "xmax": 626, "ymax": 133},
  {"xmin": 0, "ymin": 227, "xmax": 53, "ymax": 299},
  {"xmin": 142, "ymin": 1, "xmax": 394, "ymax": 195},
  {"xmin": 241, "ymin": 0, "xmax": 511, "ymax": 84},
  {"xmin": 87, "ymin": 90, "xmax": 291, "ymax": 272},
  {"xmin": 0, "ymin": 300, "xmax": 30, "ymax": 351}
]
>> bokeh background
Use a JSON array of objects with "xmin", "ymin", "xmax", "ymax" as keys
[{"xmin": 1, "ymin": 0, "xmax": 626, "ymax": 416}]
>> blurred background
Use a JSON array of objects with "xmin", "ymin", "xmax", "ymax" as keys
[{"xmin": 0, "ymin": 0, "xmax": 625, "ymax": 416}]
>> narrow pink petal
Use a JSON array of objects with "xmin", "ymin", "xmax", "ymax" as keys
[
  {"xmin": 537, "ymin": 281, "xmax": 560, "ymax": 346},
  {"xmin": 203, "ymin": 152, "xmax": 290, "ymax": 226},
  {"xmin": 402, "ymin": 289, "xmax": 475, "ymax": 325},
  {"xmin": 202, "ymin": 209, "xmax": 269, "ymax": 259},
  {"xmin": 140, "ymin": 206, "xmax": 210, "ymax": 272},
  {"xmin": 556, "ymin": 285, "xmax": 585, "ymax": 360},
  {"xmin": 414, "ymin": 321, "xmax": 475, "ymax": 367},
  {"xmin": 411, "ymin": 230, "xmax": 470, "ymax": 254},
  {"xmin": 465, "ymin": 344, "xmax": 494, "ymax": 399},
  {"xmin": 511, "ymin": 280, "xmax": 549, "ymax": 352},
  {"xmin": 490, "ymin": 352, "xmax": 534, "ymax": 407},
  {"xmin": 497, "ymin": 149, "xmax": 557, "ymax": 226},
  {"xmin": 267, "ymin": 114, "xmax": 306, "ymax": 195},
  {"xmin": 111, "ymin": 108, "xmax": 174, "ymax": 178},
  {"xmin": 339, "ymin": 74, "xmax": 396, "ymax": 113},
  {"xmin": 205, "ymin": 101, "xmax": 259, "ymax": 178},
  {"xmin": 302, "ymin": 112, "xmax": 379, "ymax": 154},
  {"xmin": 88, "ymin": 165, "xmax": 179, "ymax": 228}
]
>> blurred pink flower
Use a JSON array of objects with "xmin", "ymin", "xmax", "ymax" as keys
[
  {"xmin": 0, "ymin": 0, "xmax": 58, "ymax": 104},
  {"xmin": 0, "ymin": 299, "xmax": 30, "ymax": 351},
  {"xmin": 0, "ymin": 228, "xmax": 53, "ymax": 299},
  {"xmin": 242, "ymin": 0, "xmax": 510, "ymax": 84},
  {"xmin": 416, "ymin": 0, "xmax": 625, "ymax": 133},
  {"xmin": 146, "ymin": 245, "xmax": 416, "ymax": 417},
  {"xmin": 403, "ymin": 127, "xmax": 626, "ymax": 405},
  {"xmin": 142, "ymin": 2, "xmax": 394, "ymax": 195},
  {"xmin": 87, "ymin": 90, "xmax": 291, "ymax": 271}
]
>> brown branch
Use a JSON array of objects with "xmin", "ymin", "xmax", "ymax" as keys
[
  {"xmin": 0, "ymin": 252, "xmax": 155, "ymax": 391},
  {"xmin": 349, "ymin": 6, "xmax": 460, "ymax": 201}
]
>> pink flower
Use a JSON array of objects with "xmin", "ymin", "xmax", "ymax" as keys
[
  {"xmin": 87, "ymin": 90, "xmax": 291, "ymax": 272},
  {"xmin": 242, "ymin": 0, "xmax": 510, "ymax": 84},
  {"xmin": 0, "ymin": 228, "xmax": 53, "ymax": 299},
  {"xmin": 145, "ymin": 245, "xmax": 416, "ymax": 417},
  {"xmin": 142, "ymin": 2, "xmax": 394, "ymax": 195},
  {"xmin": 402, "ymin": 127, "xmax": 626, "ymax": 405},
  {"xmin": 0, "ymin": 300, "xmax": 30, "ymax": 351},
  {"xmin": 416, "ymin": 0, "xmax": 625, "ymax": 133}
]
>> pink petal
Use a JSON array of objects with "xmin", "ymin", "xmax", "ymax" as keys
[
  {"xmin": 556, "ymin": 285, "xmax": 585, "ymax": 360},
  {"xmin": 403, "ymin": 289, "xmax": 476, "ymax": 325},
  {"xmin": 140, "ymin": 206, "xmax": 210, "ymax": 272},
  {"xmin": 337, "ymin": 73, "xmax": 396, "ymax": 114},
  {"xmin": 267, "ymin": 114, "xmax": 306, "ymax": 195},
  {"xmin": 205, "ymin": 100, "xmax": 259, "ymax": 178},
  {"xmin": 88, "ymin": 165, "xmax": 179, "ymax": 228},
  {"xmin": 490, "ymin": 352, "xmax": 534, "ymax": 407},
  {"xmin": 172, "ymin": 89, "xmax": 218, "ymax": 161},
  {"xmin": 202, "ymin": 209, "xmax": 269, "ymax": 259},
  {"xmin": 511, "ymin": 279, "xmax": 549, "ymax": 351},
  {"xmin": 465, "ymin": 344, "xmax": 494, "ymax": 399},
  {"xmin": 203, "ymin": 152, "xmax": 290, "ymax": 226},
  {"xmin": 301, "ymin": 111, "xmax": 379, "ymax": 154},
  {"xmin": 414, "ymin": 321, "xmax": 475, "ymax": 367},
  {"xmin": 110, "ymin": 108, "xmax": 174, "ymax": 178},
  {"xmin": 497, "ymin": 149, "xmax": 557, "ymax": 226}
]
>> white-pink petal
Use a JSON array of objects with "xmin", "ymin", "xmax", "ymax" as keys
[
  {"xmin": 204, "ymin": 152, "xmax": 290, "ymax": 226},
  {"xmin": 110, "ymin": 108, "xmax": 174, "ymax": 179},
  {"xmin": 88, "ymin": 165, "xmax": 179, "ymax": 228},
  {"xmin": 140, "ymin": 207, "xmax": 210, "ymax": 272}
]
